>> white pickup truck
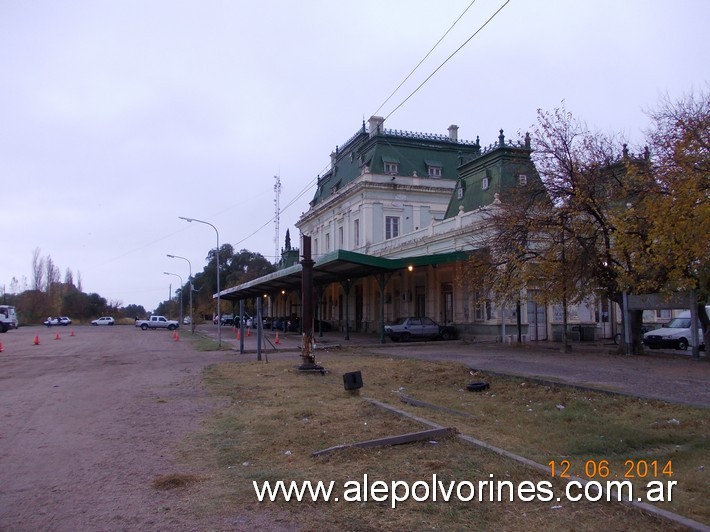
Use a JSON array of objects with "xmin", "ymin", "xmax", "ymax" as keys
[{"xmin": 135, "ymin": 315, "xmax": 180, "ymax": 331}]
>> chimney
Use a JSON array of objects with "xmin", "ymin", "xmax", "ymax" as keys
[
  {"xmin": 368, "ymin": 116, "xmax": 384, "ymax": 137},
  {"xmin": 448, "ymin": 124, "xmax": 459, "ymax": 142}
]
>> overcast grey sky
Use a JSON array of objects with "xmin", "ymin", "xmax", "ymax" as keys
[{"xmin": 1, "ymin": 0, "xmax": 707, "ymax": 312}]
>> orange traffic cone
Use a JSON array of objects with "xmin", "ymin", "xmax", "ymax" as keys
[
  {"xmin": 70, "ymin": 330, "xmax": 75, "ymax": 337},
  {"xmin": 174, "ymin": 332, "xmax": 180, "ymax": 342},
  {"xmin": 171, "ymin": 330, "xmax": 176, "ymax": 339},
  {"xmin": 33, "ymin": 335, "xmax": 40, "ymax": 345},
  {"xmin": 247, "ymin": 327, "xmax": 251, "ymax": 337},
  {"xmin": 0, "ymin": 341, "xmax": 3, "ymax": 352},
  {"xmin": 236, "ymin": 329, "xmax": 241, "ymax": 340},
  {"xmin": 274, "ymin": 332, "xmax": 279, "ymax": 345},
  {"xmin": 55, "ymin": 332, "xmax": 61, "ymax": 340}
]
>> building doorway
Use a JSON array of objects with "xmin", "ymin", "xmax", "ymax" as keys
[
  {"xmin": 415, "ymin": 285, "xmax": 425, "ymax": 317},
  {"xmin": 441, "ymin": 282, "xmax": 453, "ymax": 324},
  {"xmin": 355, "ymin": 285, "xmax": 363, "ymax": 332},
  {"xmin": 527, "ymin": 293, "xmax": 547, "ymax": 341}
]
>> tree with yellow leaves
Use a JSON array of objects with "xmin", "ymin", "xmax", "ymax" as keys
[{"xmin": 473, "ymin": 90, "xmax": 709, "ymax": 353}]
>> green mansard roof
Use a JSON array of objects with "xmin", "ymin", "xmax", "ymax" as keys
[
  {"xmin": 444, "ymin": 130, "xmax": 541, "ymax": 218},
  {"xmin": 309, "ymin": 118, "xmax": 483, "ymax": 207}
]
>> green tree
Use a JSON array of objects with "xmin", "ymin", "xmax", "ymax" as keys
[
  {"xmin": 87, "ymin": 293, "xmax": 108, "ymax": 318},
  {"xmin": 120, "ymin": 304, "xmax": 147, "ymax": 319},
  {"xmin": 227, "ymin": 249, "xmax": 276, "ymax": 285}
]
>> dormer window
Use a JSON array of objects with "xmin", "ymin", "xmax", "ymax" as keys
[
  {"xmin": 518, "ymin": 174, "xmax": 527, "ymax": 185},
  {"xmin": 426, "ymin": 160, "xmax": 443, "ymax": 177},
  {"xmin": 482, "ymin": 177, "xmax": 489, "ymax": 190},
  {"xmin": 384, "ymin": 162, "xmax": 398, "ymax": 175},
  {"xmin": 457, "ymin": 186, "xmax": 464, "ymax": 200},
  {"xmin": 382, "ymin": 156, "xmax": 399, "ymax": 175}
]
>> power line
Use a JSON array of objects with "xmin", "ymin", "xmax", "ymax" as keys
[
  {"xmin": 273, "ymin": 174, "xmax": 281, "ymax": 262},
  {"xmin": 384, "ymin": 0, "xmax": 511, "ymax": 121},
  {"xmin": 372, "ymin": 0, "xmax": 478, "ymax": 117},
  {"xmin": 168, "ymin": 2, "xmax": 513, "ymax": 260},
  {"xmin": 232, "ymin": 171, "xmax": 323, "ymax": 250}
]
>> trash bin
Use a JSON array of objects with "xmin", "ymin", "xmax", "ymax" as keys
[{"xmin": 580, "ymin": 325, "xmax": 597, "ymax": 341}]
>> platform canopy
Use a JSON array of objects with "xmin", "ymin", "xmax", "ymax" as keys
[{"xmin": 217, "ymin": 249, "xmax": 467, "ymax": 301}]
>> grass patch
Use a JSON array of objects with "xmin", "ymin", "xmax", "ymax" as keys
[
  {"xmin": 177, "ymin": 350, "xmax": 707, "ymax": 530},
  {"xmin": 188, "ymin": 333, "xmax": 224, "ymax": 352}
]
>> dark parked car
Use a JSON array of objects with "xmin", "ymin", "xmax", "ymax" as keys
[
  {"xmin": 231, "ymin": 314, "xmax": 255, "ymax": 328},
  {"xmin": 271, "ymin": 317, "xmax": 287, "ymax": 331},
  {"xmin": 384, "ymin": 317, "xmax": 456, "ymax": 342},
  {"xmin": 215, "ymin": 314, "xmax": 234, "ymax": 326}
]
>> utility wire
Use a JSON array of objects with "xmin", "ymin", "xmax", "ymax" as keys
[
  {"xmin": 372, "ymin": 0, "xmax": 478, "ymax": 117},
  {"xmin": 198, "ymin": 1, "xmax": 512, "ymax": 257},
  {"xmin": 384, "ymin": 0, "xmax": 511, "ymax": 121},
  {"xmin": 232, "ymin": 170, "xmax": 324, "ymax": 250}
]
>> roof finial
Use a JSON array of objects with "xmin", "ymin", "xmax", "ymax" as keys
[{"xmin": 498, "ymin": 129, "xmax": 505, "ymax": 147}]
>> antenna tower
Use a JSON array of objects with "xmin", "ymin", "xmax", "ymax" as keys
[{"xmin": 273, "ymin": 174, "xmax": 281, "ymax": 264}]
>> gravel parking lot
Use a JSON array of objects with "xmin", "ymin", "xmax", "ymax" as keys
[{"xmin": 0, "ymin": 325, "xmax": 232, "ymax": 530}]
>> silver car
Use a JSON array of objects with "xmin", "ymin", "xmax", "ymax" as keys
[{"xmin": 384, "ymin": 317, "xmax": 456, "ymax": 342}]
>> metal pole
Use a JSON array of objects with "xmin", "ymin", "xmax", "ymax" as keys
[
  {"xmin": 301, "ymin": 236, "xmax": 314, "ymax": 364},
  {"xmin": 168, "ymin": 254, "xmax": 194, "ymax": 334},
  {"xmin": 239, "ymin": 299, "xmax": 245, "ymax": 354},
  {"xmin": 179, "ymin": 217, "xmax": 221, "ymax": 347},
  {"xmin": 164, "ymin": 272, "xmax": 183, "ymax": 325},
  {"xmin": 256, "ymin": 296, "xmax": 262, "ymax": 362}
]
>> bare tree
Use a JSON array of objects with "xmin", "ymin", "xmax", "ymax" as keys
[
  {"xmin": 44, "ymin": 256, "xmax": 60, "ymax": 291},
  {"xmin": 31, "ymin": 248, "xmax": 45, "ymax": 292},
  {"xmin": 64, "ymin": 268, "xmax": 74, "ymax": 288},
  {"xmin": 10, "ymin": 277, "xmax": 21, "ymax": 295}
]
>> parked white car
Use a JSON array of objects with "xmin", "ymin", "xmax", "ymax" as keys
[
  {"xmin": 91, "ymin": 317, "xmax": 115, "ymax": 326},
  {"xmin": 44, "ymin": 316, "xmax": 72, "ymax": 327},
  {"xmin": 643, "ymin": 308, "xmax": 708, "ymax": 350}
]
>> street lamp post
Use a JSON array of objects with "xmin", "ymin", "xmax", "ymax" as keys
[
  {"xmin": 167, "ymin": 254, "xmax": 193, "ymax": 334},
  {"xmin": 179, "ymin": 216, "xmax": 221, "ymax": 347},
  {"xmin": 164, "ymin": 272, "xmax": 183, "ymax": 326}
]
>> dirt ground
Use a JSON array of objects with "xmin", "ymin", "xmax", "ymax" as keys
[
  {"xmin": 0, "ymin": 325, "xmax": 241, "ymax": 531},
  {"xmin": 1, "ymin": 325, "xmax": 707, "ymax": 531}
]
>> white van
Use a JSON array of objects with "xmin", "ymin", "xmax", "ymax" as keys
[
  {"xmin": 0, "ymin": 305, "xmax": 18, "ymax": 333},
  {"xmin": 643, "ymin": 306, "xmax": 709, "ymax": 350}
]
